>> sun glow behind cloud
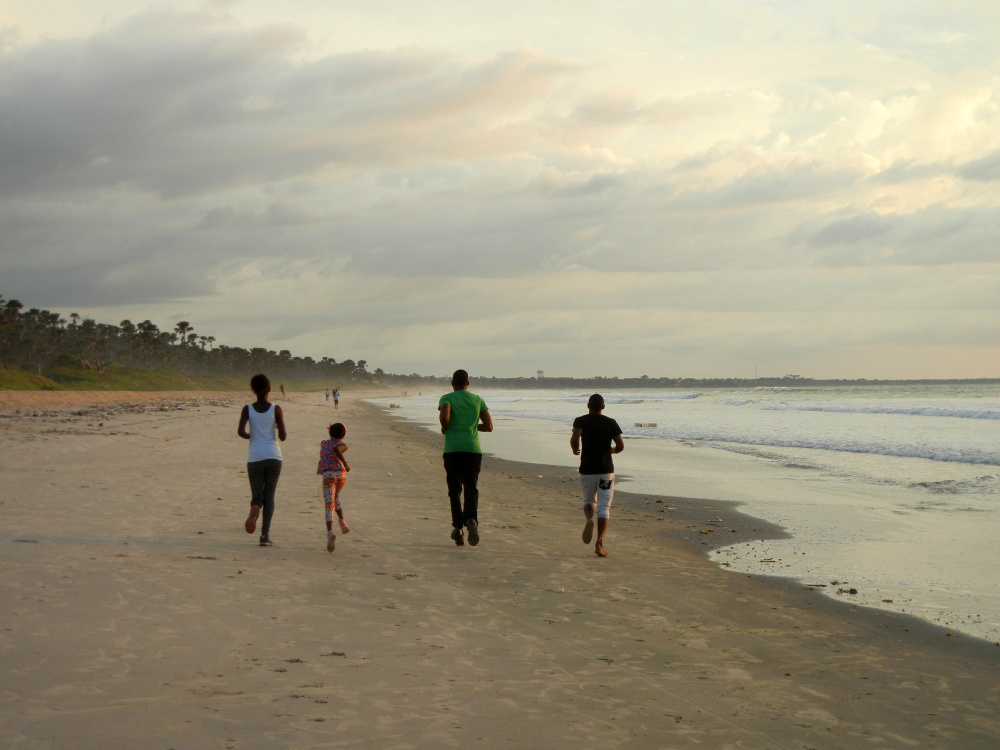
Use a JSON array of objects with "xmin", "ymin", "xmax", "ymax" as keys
[{"xmin": 1, "ymin": 0, "xmax": 999, "ymax": 377}]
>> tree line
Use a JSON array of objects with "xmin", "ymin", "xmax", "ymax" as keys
[
  {"xmin": 7, "ymin": 294, "xmax": 992, "ymax": 390},
  {"xmin": 0, "ymin": 295, "xmax": 378, "ymax": 384}
]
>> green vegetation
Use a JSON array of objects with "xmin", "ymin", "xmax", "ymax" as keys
[
  {"xmin": 1, "ymin": 294, "xmax": 379, "ymax": 391},
  {"xmin": 41, "ymin": 360, "xmax": 240, "ymax": 391},
  {"xmin": 0, "ymin": 360, "xmax": 246, "ymax": 391},
  {"xmin": 0, "ymin": 367, "xmax": 62, "ymax": 390}
]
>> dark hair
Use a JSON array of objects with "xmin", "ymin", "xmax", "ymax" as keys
[
  {"xmin": 452, "ymin": 369, "xmax": 470, "ymax": 387},
  {"xmin": 250, "ymin": 373, "xmax": 270, "ymax": 395},
  {"xmin": 587, "ymin": 393, "xmax": 604, "ymax": 409},
  {"xmin": 329, "ymin": 422, "xmax": 346, "ymax": 439}
]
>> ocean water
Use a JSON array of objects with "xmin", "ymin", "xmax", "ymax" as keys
[{"xmin": 373, "ymin": 384, "xmax": 1000, "ymax": 642}]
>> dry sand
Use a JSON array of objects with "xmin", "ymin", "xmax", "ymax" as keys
[{"xmin": 1, "ymin": 389, "xmax": 999, "ymax": 749}]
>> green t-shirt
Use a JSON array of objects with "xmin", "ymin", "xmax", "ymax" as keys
[{"xmin": 438, "ymin": 390, "xmax": 489, "ymax": 453}]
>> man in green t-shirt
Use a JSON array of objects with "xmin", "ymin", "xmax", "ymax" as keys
[{"xmin": 438, "ymin": 369, "xmax": 493, "ymax": 546}]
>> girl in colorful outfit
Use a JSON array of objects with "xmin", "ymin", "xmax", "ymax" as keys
[{"xmin": 317, "ymin": 422, "xmax": 351, "ymax": 552}]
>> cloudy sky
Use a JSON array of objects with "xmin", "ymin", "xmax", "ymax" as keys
[{"xmin": 2, "ymin": 0, "xmax": 999, "ymax": 379}]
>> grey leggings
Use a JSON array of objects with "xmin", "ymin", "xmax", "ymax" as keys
[{"xmin": 247, "ymin": 459, "xmax": 282, "ymax": 536}]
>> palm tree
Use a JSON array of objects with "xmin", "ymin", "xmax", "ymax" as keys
[{"xmin": 174, "ymin": 321, "xmax": 193, "ymax": 346}]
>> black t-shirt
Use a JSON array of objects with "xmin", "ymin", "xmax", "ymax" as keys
[{"xmin": 573, "ymin": 413, "xmax": 622, "ymax": 474}]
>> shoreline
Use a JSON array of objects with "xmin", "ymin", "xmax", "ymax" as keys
[
  {"xmin": 383, "ymin": 404, "xmax": 1000, "ymax": 654},
  {"xmin": 3, "ymin": 389, "xmax": 1000, "ymax": 747}
]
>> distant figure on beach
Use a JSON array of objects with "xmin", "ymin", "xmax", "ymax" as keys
[
  {"xmin": 237, "ymin": 373, "xmax": 287, "ymax": 547},
  {"xmin": 571, "ymin": 394, "xmax": 623, "ymax": 557},
  {"xmin": 325, "ymin": 388, "xmax": 330, "ymax": 401},
  {"xmin": 333, "ymin": 388, "xmax": 340, "ymax": 409},
  {"xmin": 317, "ymin": 422, "xmax": 351, "ymax": 552},
  {"xmin": 279, "ymin": 383, "xmax": 285, "ymax": 398},
  {"xmin": 439, "ymin": 369, "xmax": 493, "ymax": 546}
]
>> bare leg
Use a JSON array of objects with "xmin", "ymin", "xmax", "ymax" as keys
[
  {"xmin": 582, "ymin": 505, "xmax": 595, "ymax": 544},
  {"xmin": 324, "ymin": 483, "xmax": 337, "ymax": 552},
  {"xmin": 336, "ymin": 499, "xmax": 350, "ymax": 533},
  {"xmin": 595, "ymin": 518, "xmax": 608, "ymax": 557}
]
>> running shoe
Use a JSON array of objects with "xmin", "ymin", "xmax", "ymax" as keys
[
  {"xmin": 465, "ymin": 519, "xmax": 480, "ymax": 547},
  {"xmin": 245, "ymin": 507, "xmax": 260, "ymax": 534}
]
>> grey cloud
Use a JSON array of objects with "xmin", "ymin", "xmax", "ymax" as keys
[
  {"xmin": 876, "ymin": 154, "xmax": 1000, "ymax": 186},
  {"xmin": 537, "ymin": 172, "xmax": 622, "ymax": 197},
  {"xmin": 801, "ymin": 206, "xmax": 1000, "ymax": 267},
  {"xmin": 669, "ymin": 161, "xmax": 860, "ymax": 210},
  {"xmin": 2, "ymin": 239, "xmax": 217, "ymax": 307},
  {"xmin": 0, "ymin": 12, "xmax": 306, "ymax": 197},
  {"xmin": 0, "ymin": 8, "xmax": 597, "ymax": 305},
  {"xmin": 811, "ymin": 213, "xmax": 894, "ymax": 247},
  {"xmin": 0, "ymin": 13, "xmax": 578, "ymax": 200},
  {"xmin": 871, "ymin": 159, "xmax": 949, "ymax": 184},
  {"xmin": 4, "ymin": 0, "xmax": 1000, "ymax": 340},
  {"xmin": 570, "ymin": 88, "xmax": 769, "ymax": 133},
  {"xmin": 0, "ymin": 190, "xmax": 258, "ymax": 307},
  {"xmin": 198, "ymin": 201, "xmax": 315, "ymax": 230},
  {"xmin": 895, "ymin": 208, "xmax": 1000, "ymax": 265},
  {"xmin": 957, "ymin": 152, "xmax": 1000, "ymax": 182},
  {"xmin": 199, "ymin": 206, "xmax": 259, "ymax": 231}
]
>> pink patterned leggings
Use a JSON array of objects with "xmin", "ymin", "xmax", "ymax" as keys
[{"xmin": 322, "ymin": 471, "xmax": 346, "ymax": 522}]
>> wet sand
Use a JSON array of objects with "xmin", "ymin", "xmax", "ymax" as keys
[{"xmin": 2, "ymin": 389, "xmax": 999, "ymax": 749}]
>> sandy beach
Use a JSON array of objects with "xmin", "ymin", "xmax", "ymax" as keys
[{"xmin": 2, "ymin": 389, "xmax": 999, "ymax": 749}]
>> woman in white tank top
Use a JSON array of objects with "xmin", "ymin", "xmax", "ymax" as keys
[
  {"xmin": 237, "ymin": 374, "xmax": 287, "ymax": 546},
  {"xmin": 245, "ymin": 402, "xmax": 282, "ymax": 462}
]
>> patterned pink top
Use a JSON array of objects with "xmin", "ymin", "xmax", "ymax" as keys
[{"xmin": 317, "ymin": 439, "xmax": 346, "ymax": 475}]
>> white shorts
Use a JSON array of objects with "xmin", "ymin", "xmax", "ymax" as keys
[{"xmin": 580, "ymin": 473, "xmax": 614, "ymax": 520}]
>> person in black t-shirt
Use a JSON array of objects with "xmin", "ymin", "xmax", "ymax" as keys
[{"xmin": 570, "ymin": 394, "xmax": 624, "ymax": 557}]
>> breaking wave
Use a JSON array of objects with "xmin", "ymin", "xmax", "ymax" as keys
[{"xmin": 762, "ymin": 403, "xmax": 1000, "ymax": 421}]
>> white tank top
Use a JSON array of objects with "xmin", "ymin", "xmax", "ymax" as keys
[{"xmin": 246, "ymin": 403, "xmax": 282, "ymax": 462}]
